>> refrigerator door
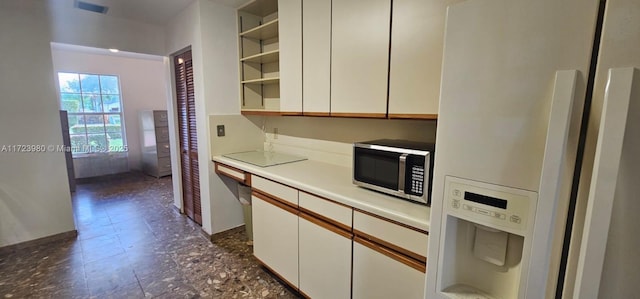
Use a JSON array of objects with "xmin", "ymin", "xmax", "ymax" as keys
[
  {"xmin": 574, "ymin": 68, "xmax": 640, "ymax": 298},
  {"xmin": 562, "ymin": 0, "xmax": 640, "ymax": 297},
  {"xmin": 426, "ymin": 0, "xmax": 600, "ymax": 298}
]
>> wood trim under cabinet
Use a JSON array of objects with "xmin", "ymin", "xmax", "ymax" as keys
[
  {"xmin": 280, "ymin": 111, "xmax": 304, "ymax": 116},
  {"xmin": 214, "ymin": 162, "xmax": 250, "ymax": 186},
  {"xmin": 302, "ymin": 112, "xmax": 331, "ymax": 117},
  {"xmin": 329, "ymin": 112, "xmax": 387, "ymax": 119},
  {"xmin": 240, "ymin": 110, "xmax": 303, "ymax": 116},
  {"xmin": 387, "ymin": 113, "xmax": 438, "ymax": 120},
  {"xmin": 254, "ymin": 256, "xmax": 301, "ymax": 293},
  {"xmin": 300, "ymin": 211, "xmax": 353, "ymax": 239},
  {"xmin": 354, "ymin": 229, "xmax": 426, "ymax": 263},
  {"xmin": 354, "ymin": 236, "xmax": 426, "ymax": 273},
  {"xmin": 354, "ymin": 208, "xmax": 429, "ymax": 235},
  {"xmin": 252, "ymin": 190, "xmax": 299, "ymax": 215}
]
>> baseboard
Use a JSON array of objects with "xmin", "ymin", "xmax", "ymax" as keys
[
  {"xmin": 203, "ymin": 225, "xmax": 246, "ymax": 241},
  {"xmin": 0, "ymin": 230, "xmax": 78, "ymax": 255}
]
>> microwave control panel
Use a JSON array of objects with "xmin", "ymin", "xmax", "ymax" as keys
[{"xmin": 410, "ymin": 166, "xmax": 425, "ymax": 195}]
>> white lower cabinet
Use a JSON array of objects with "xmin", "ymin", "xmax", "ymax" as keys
[
  {"xmin": 299, "ymin": 214, "xmax": 352, "ymax": 299},
  {"xmin": 352, "ymin": 239, "xmax": 427, "ymax": 299},
  {"xmin": 252, "ymin": 192, "xmax": 299, "ymax": 287}
]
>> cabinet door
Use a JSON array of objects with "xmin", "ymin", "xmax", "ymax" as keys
[
  {"xmin": 353, "ymin": 238, "xmax": 426, "ymax": 299},
  {"xmin": 252, "ymin": 193, "xmax": 299, "ymax": 287},
  {"xmin": 330, "ymin": 0, "xmax": 390, "ymax": 117},
  {"xmin": 279, "ymin": 0, "xmax": 303, "ymax": 113},
  {"xmin": 388, "ymin": 0, "xmax": 461, "ymax": 119},
  {"xmin": 302, "ymin": 0, "xmax": 331, "ymax": 115},
  {"xmin": 299, "ymin": 214, "xmax": 352, "ymax": 299}
]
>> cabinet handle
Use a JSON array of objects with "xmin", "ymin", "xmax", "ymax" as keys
[
  {"xmin": 300, "ymin": 211, "xmax": 353, "ymax": 239},
  {"xmin": 355, "ymin": 236, "xmax": 426, "ymax": 273},
  {"xmin": 252, "ymin": 190, "xmax": 298, "ymax": 215}
]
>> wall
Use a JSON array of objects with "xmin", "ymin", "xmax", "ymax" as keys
[
  {"xmin": 165, "ymin": 0, "xmax": 244, "ymax": 235},
  {"xmin": 0, "ymin": 0, "xmax": 75, "ymax": 247},
  {"xmin": 51, "ymin": 45, "xmax": 170, "ymax": 176},
  {"xmin": 47, "ymin": 0, "xmax": 166, "ymax": 56}
]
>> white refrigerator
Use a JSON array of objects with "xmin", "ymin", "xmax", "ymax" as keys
[{"xmin": 425, "ymin": 0, "xmax": 640, "ymax": 298}]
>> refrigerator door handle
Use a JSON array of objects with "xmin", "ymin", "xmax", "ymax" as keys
[
  {"xmin": 574, "ymin": 67, "xmax": 639, "ymax": 298},
  {"xmin": 526, "ymin": 70, "xmax": 579, "ymax": 298}
]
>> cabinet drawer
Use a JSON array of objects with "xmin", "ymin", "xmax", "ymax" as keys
[
  {"xmin": 157, "ymin": 142, "xmax": 171, "ymax": 157},
  {"xmin": 252, "ymin": 176, "xmax": 298, "ymax": 206},
  {"xmin": 299, "ymin": 192, "xmax": 352, "ymax": 231},
  {"xmin": 156, "ymin": 127, "xmax": 170, "ymax": 141},
  {"xmin": 214, "ymin": 162, "xmax": 250, "ymax": 185},
  {"xmin": 353, "ymin": 211, "xmax": 428, "ymax": 261},
  {"xmin": 153, "ymin": 111, "xmax": 168, "ymax": 127},
  {"xmin": 158, "ymin": 157, "xmax": 171, "ymax": 173}
]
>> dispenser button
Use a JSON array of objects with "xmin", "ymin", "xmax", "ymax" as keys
[
  {"xmin": 463, "ymin": 204, "xmax": 472, "ymax": 211},
  {"xmin": 493, "ymin": 212, "xmax": 506, "ymax": 220},
  {"xmin": 452, "ymin": 189, "xmax": 462, "ymax": 198},
  {"xmin": 510, "ymin": 215, "xmax": 522, "ymax": 224},
  {"xmin": 452, "ymin": 200, "xmax": 460, "ymax": 209},
  {"xmin": 476, "ymin": 208, "xmax": 491, "ymax": 216}
]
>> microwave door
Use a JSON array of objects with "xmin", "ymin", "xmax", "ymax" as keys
[{"xmin": 353, "ymin": 147, "xmax": 401, "ymax": 191}]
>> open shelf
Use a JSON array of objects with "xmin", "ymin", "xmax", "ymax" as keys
[
  {"xmin": 240, "ymin": 19, "xmax": 279, "ymax": 40},
  {"xmin": 241, "ymin": 77, "xmax": 280, "ymax": 85},
  {"xmin": 241, "ymin": 50, "xmax": 280, "ymax": 64}
]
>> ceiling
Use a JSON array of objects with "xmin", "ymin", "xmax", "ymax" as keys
[{"xmin": 50, "ymin": 0, "xmax": 249, "ymax": 26}]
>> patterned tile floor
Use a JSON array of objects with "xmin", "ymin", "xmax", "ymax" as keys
[{"xmin": 0, "ymin": 172, "xmax": 299, "ymax": 298}]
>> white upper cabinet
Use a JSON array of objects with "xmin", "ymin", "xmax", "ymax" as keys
[
  {"xmin": 330, "ymin": 0, "xmax": 391, "ymax": 117},
  {"xmin": 302, "ymin": 0, "xmax": 331, "ymax": 115},
  {"xmin": 388, "ymin": 0, "xmax": 462, "ymax": 119},
  {"xmin": 278, "ymin": 0, "xmax": 303, "ymax": 113}
]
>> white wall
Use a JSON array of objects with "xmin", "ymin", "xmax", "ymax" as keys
[
  {"xmin": 0, "ymin": 0, "xmax": 75, "ymax": 247},
  {"xmin": 51, "ymin": 45, "xmax": 170, "ymax": 174},
  {"xmin": 165, "ymin": 0, "xmax": 245, "ymax": 235},
  {"xmin": 47, "ymin": 0, "xmax": 166, "ymax": 56}
]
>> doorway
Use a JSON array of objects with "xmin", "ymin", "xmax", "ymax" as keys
[{"xmin": 174, "ymin": 49, "xmax": 202, "ymax": 225}]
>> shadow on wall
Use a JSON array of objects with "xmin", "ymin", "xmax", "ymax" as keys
[
  {"xmin": 261, "ymin": 116, "xmax": 437, "ymax": 144},
  {"xmin": 0, "ymin": 185, "xmax": 42, "ymax": 246}
]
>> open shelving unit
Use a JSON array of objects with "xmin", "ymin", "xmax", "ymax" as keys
[{"xmin": 238, "ymin": 0, "xmax": 280, "ymax": 112}]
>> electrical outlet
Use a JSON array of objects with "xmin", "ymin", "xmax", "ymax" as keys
[
  {"xmin": 273, "ymin": 128, "xmax": 278, "ymax": 139},
  {"xmin": 217, "ymin": 125, "xmax": 225, "ymax": 137}
]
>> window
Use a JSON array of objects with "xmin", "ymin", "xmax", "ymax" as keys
[{"xmin": 57, "ymin": 72, "xmax": 126, "ymax": 155}]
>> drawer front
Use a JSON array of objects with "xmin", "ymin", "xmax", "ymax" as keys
[
  {"xmin": 157, "ymin": 142, "xmax": 171, "ymax": 157},
  {"xmin": 252, "ymin": 176, "xmax": 298, "ymax": 206},
  {"xmin": 215, "ymin": 163, "xmax": 249, "ymax": 185},
  {"xmin": 153, "ymin": 111, "xmax": 168, "ymax": 127},
  {"xmin": 156, "ymin": 127, "xmax": 170, "ymax": 142},
  {"xmin": 299, "ymin": 192, "xmax": 352, "ymax": 230},
  {"xmin": 353, "ymin": 211, "xmax": 428, "ymax": 261},
  {"xmin": 352, "ymin": 239, "xmax": 426, "ymax": 299},
  {"xmin": 158, "ymin": 157, "xmax": 172, "ymax": 173}
]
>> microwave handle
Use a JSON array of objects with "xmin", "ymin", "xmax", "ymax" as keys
[{"xmin": 398, "ymin": 154, "xmax": 408, "ymax": 192}]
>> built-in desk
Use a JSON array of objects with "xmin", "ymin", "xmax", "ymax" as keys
[{"xmin": 212, "ymin": 156, "xmax": 430, "ymax": 231}]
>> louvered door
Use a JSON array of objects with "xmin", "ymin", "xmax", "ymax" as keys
[{"xmin": 174, "ymin": 50, "xmax": 202, "ymax": 225}]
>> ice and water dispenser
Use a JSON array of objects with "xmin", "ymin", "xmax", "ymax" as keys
[{"xmin": 435, "ymin": 176, "xmax": 538, "ymax": 298}]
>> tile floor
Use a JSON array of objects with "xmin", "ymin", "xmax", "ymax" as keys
[{"xmin": 0, "ymin": 172, "xmax": 299, "ymax": 298}]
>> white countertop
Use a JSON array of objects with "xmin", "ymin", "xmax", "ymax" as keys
[{"xmin": 213, "ymin": 155, "xmax": 430, "ymax": 231}]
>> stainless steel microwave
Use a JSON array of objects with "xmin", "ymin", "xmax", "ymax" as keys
[{"xmin": 353, "ymin": 139, "xmax": 435, "ymax": 205}]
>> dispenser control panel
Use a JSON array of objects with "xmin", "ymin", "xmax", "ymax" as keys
[{"xmin": 444, "ymin": 176, "xmax": 538, "ymax": 235}]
